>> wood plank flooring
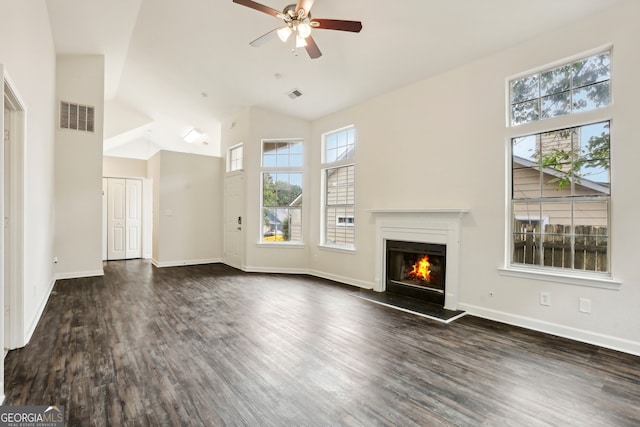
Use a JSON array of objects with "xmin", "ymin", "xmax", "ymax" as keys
[{"xmin": 4, "ymin": 260, "xmax": 640, "ymax": 426}]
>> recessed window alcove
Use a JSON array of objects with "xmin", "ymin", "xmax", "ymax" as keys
[{"xmin": 368, "ymin": 209, "xmax": 468, "ymax": 311}]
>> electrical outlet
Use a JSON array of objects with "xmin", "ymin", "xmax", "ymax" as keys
[
  {"xmin": 540, "ymin": 292, "xmax": 551, "ymax": 306},
  {"xmin": 579, "ymin": 298, "xmax": 592, "ymax": 313}
]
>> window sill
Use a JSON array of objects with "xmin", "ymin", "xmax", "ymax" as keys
[
  {"xmin": 498, "ymin": 266, "xmax": 621, "ymax": 290},
  {"xmin": 318, "ymin": 244, "xmax": 356, "ymax": 254},
  {"xmin": 256, "ymin": 242, "xmax": 305, "ymax": 249}
]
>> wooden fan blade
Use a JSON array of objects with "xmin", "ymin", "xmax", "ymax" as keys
[
  {"xmin": 249, "ymin": 28, "xmax": 279, "ymax": 47},
  {"xmin": 233, "ymin": 0, "xmax": 282, "ymax": 18},
  {"xmin": 304, "ymin": 35, "xmax": 322, "ymax": 59},
  {"xmin": 311, "ymin": 18, "xmax": 363, "ymax": 33},
  {"xmin": 295, "ymin": 0, "xmax": 315, "ymax": 16}
]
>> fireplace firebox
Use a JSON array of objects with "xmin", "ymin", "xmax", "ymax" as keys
[{"xmin": 385, "ymin": 240, "xmax": 446, "ymax": 305}]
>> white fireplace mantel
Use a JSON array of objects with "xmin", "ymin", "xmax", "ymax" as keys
[{"xmin": 368, "ymin": 208, "xmax": 469, "ymax": 310}]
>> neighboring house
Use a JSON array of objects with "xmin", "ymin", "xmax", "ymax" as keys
[
  {"xmin": 513, "ymin": 155, "xmax": 609, "ymax": 227},
  {"xmin": 324, "ymin": 166, "xmax": 355, "ymax": 246}
]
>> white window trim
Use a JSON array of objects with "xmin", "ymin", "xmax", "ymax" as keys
[
  {"xmin": 320, "ymin": 125, "xmax": 356, "ymax": 250},
  {"xmin": 227, "ymin": 142, "xmax": 243, "ymax": 172},
  {"xmin": 259, "ymin": 138, "xmax": 304, "ymax": 245},
  {"xmin": 503, "ymin": 49, "xmax": 619, "ymax": 286}
]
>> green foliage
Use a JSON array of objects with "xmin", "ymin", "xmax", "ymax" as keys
[{"xmin": 539, "ymin": 125, "xmax": 610, "ymax": 191}]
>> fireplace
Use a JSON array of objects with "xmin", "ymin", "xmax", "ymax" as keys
[
  {"xmin": 369, "ymin": 208, "xmax": 468, "ymax": 310},
  {"xmin": 386, "ymin": 240, "xmax": 446, "ymax": 305}
]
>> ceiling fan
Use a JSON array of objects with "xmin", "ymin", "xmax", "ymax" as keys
[{"xmin": 232, "ymin": 0, "xmax": 363, "ymax": 59}]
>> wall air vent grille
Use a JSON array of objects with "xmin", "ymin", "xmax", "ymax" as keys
[{"xmin": 59, "ymin": 100, "xmax": 95, "ymax": 132}]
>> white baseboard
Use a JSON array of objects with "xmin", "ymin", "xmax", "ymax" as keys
[
  {"xmin": 458, "ymin": 303, "xmax": 640, "ymax": 357},
  {"xmin": 23, "ymin": 278, "xmax": 57, "ymax": 347},
  {"xmin": 54, "ymin": 269, "xmax": 104, "ymax": 280},
  {"xmin": 152, "ymin": 258, "xmax": 222, "ymax": 268},
  {"xmin": 243, "ymin": 265, "xmax": 309, "ymax": 275},
  {"xmin": 308, "ymin": 269, "xmax": 373, "ymax": 290}
]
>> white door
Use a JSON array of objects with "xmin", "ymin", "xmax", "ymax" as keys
[
  {"xmin": 107, "ymin": 178, "xmax": 126, "ymax": 260},
  {"xmin": 224, "ymin": 173, "xmax": 244, "ymax": 269},
  {"xmin": 125, "ymin": 179, "xmax": 142, "ymax": 259},
  {"xmin": 106, "ymin": 178, "xmax": 143, "ymax": 260}
]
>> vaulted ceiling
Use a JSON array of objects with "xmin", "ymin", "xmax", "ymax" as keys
[{"xmin": 45, "ymin": 0, "xmax": 625, "ymax": 159}]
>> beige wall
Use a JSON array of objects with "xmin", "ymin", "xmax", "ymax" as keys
[
  {"xmin": 103, "ymin": 155, "xmax": 147, "ymax": 178},
  {"xmin": 54, "ymin": 55, "xmax": 105, "ymax": 279},
  {"xmin": 151, "ymin": 151, "xmax": 223, "ymax": 266}
]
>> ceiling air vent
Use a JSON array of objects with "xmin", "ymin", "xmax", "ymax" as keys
[
  {"xmin": 287, "ymin": 89, "xmax": 303, "ymax": 99},
  {"xmin": 59, "ymin": 100, "xmax": 95, "ymax": 132}
]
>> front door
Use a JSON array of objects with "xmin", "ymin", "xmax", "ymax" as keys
[{"xmin": 224, "ymin": 173, "xmax": 244, "ymax": 269}]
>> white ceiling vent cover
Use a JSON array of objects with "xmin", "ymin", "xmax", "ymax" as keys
[
  {"xmin": 60, "ymin": 101, "xmax": 95, "ymax": 132},
  {"xmin": 287, "ymin": 89, "xmax": 303, "ymax": 99}
]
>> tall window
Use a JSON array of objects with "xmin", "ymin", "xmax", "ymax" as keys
[
  {"xmin": 322, "ymin": 126, "xmax": 355, "ymax": 248},
  {"xmin": 228, "ymin": 144, "xmax": 243, "ymax": 172},
  {"xmin": 261, "ymin": 140, "xmax": 303, "ymax": 243},
  {"xmin": 508, "ymin": 51, "xmax": 611, "ymax": 274}
]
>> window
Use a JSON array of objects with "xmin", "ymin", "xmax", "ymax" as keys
[
  {"xmin": 510, "ymin": 51, "xmax": 610, "ymax": 126},
  {"xmin": 508, "ymin": 51, "xmax": 611, "ymax": 275},
  {"xmin": 511, "ymin": 122, "xmax": 610, "ymax": 272},
  {"xmin": 261, "ymin": 140, "xmax": 303, "ymax": 243},
  {"xmin": 322, "ymin": 126, "xmax": 355, "ymax": 248},
  {"xmin": 228, "ymin": 144, "xmax": 243, "ymax": 172}
]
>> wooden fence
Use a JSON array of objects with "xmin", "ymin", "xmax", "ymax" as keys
[{"xmin": 513, "ymin": 220, "xmax": 608, "ymax": 272}]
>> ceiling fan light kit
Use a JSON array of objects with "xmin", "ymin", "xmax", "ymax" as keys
[{"xmin": 233, "ymin": 0, "xmax": 362, "ymax": 59}]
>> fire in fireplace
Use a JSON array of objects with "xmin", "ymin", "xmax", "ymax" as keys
[{"xmin": 385, "ymin": 240, "xmax": 446, "ymax": 305}]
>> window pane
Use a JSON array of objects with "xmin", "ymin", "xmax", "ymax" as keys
[
  {"xmin": 572, "ymin": 81, "xmax": 610, "ymax": 113},
  {"xmin": 573, "ymin": 201, "xmax": 608, "ymax": 272},
  {"xmin": 540, "ymin": 65, "xmax": 570, "ymax": 96},
  {"xmin": 512, "ymin": 100, "xmax": 539, "ymax": 125},
  {"xmin": 262, "ymin": 140, "xmax": 303, "ymax": 167},
  {"xmin": 512, "ymin": 162, "xmax": 541, "ymax": 199},
  {"xmin": 513, "ymin": 202, "xmax": 541, "ymax": 266},
  {"xmin": 512, "ymin": 135, "xmax": 540, "ymax": 199},
  {"xmin": 264, "ymin": 173, "xmax": 303, "ymax": 206},
  {"xmin": 324, "ymin": 127, "xmax": 355, "ymax": 163},
  {"xmin": 539, "ymin": 202, "xmax": 572, "ymax": 268},
  {"xmin": 572, "ymin": 52, "xmax": 610, "ymax": 88},
  {"xmin": 326, "ymin": 206, "xmax": 355, "ymax": 247},
  {"xmin": 229, "ymin": 145, "xmax": 243, "ymax": 171},
  {"xmin": 541, "ymin": 92, "xmax": 570, "ymax": 119},
  {"xmin": 326, "ymin": 166, "xmax": 354, "ymax": 205},
  {"xmin": 512, "ymin": 135, "xmax": 538, "ymax": 163},
  {"xmin": 575, "ymin": 160, "xmax": 610, "ymax": 195},
  {"xmin": 511, "ymin": 75, "xmax": 539, "ymax": 104},
  {"xmin": 326, "ymin": 134, "xmax": 337, "ymax": 150},
  {"xmin": 579, "ymin": 122, "xmax": 610, "ymax": 161},
  {"xmin": 290, "ymin": 154, "xmax": 303, "ymax": 167}
]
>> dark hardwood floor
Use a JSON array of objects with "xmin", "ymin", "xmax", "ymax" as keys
[{"xmin": 4, "ymin": 260, "xmax": 640, "ymax": 426}]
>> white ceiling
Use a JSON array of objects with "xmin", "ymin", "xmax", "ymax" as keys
[{"xmin": 45, "ymin": 0, "xmax": 626, "ymax": 159}]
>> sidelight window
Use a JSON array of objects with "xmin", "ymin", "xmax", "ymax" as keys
[{"xmin": 322, "ymin": 126, "xmax": 355, "ymax": 249}]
